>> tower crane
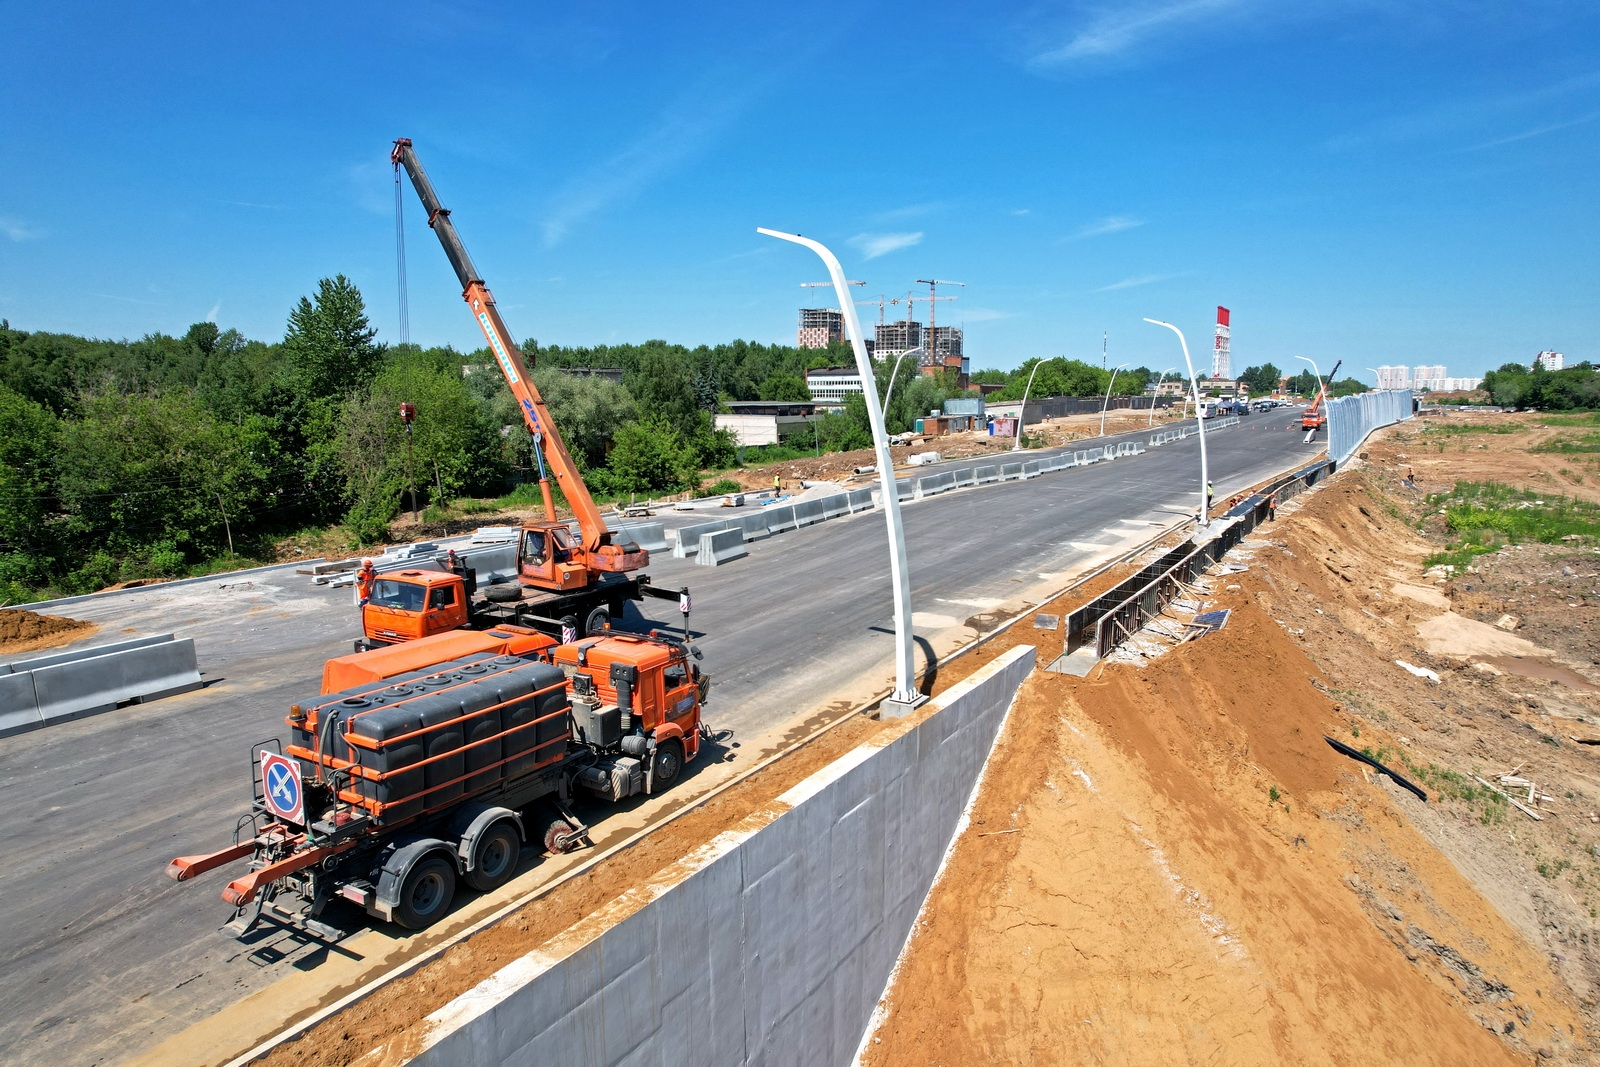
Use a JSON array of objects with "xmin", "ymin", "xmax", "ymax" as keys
[{"xmin": 915, "ymin": 279, "xmax": 965, "ymax": 362}]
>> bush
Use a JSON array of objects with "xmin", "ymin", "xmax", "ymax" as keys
[{"xmin": 699, "ymin": 479, "xmax": 743, "ymax": 497}]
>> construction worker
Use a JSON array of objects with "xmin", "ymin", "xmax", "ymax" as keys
[
  {"xmin": 1267, "ymin": 492, "xmax": 1279, "ymax": 522},
  {"xmin": 356, "ymin": 559, "xmax": 377, "ymax": 606},
  {"xmin": 1206, "ymin": 481, "xmax": 1215, "ymax": 513},
  {"xmin": 772, "ymin": 473, "xmax": 781, "ymax": 495}
]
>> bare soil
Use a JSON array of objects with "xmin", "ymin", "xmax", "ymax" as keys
[
  {"xmin": 864, "ymin": 421, "xmax": 1600, "ymax": 1065},
  {"xmin": 0, "ymin": 608, "xmax": 96, "ymax": 657}
]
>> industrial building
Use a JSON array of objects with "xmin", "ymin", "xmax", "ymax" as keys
[
  {"xmin": 805, "ymin": 366, "xmax": 864, "ymax": 406},
  {"xmin": 797, "ymin": 308, "xmax": 844, "ymax": 349}
]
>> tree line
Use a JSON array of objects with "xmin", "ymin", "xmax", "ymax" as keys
[
  {"xmin": 0, "ymin": 278, "xmax": 980, "ymax": 602},
  {"xmin": 1480, "ymin": 362, "xmax": 1600, "ymax": 410}
]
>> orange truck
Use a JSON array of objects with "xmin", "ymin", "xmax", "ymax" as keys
[
  {"xmin": 166, "ymin": 626, "xmax": 709, "ymax": 937},
  {"xmin": 1301, "ymin": 358, "xmax": 1342, "ymax": 431},
  {"xmin": 374, "ymin": 139, "xmax": 685, "ymax": 652}
]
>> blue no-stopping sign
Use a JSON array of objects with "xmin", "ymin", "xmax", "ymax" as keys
[{"xmin": 260, "ymin": 751, "xmax": 305, "ymax": 824}]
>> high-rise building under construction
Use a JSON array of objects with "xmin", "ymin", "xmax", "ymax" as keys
[{"xmin": 797, "ymin": 308, "xmax": 844, "ymax": 349}]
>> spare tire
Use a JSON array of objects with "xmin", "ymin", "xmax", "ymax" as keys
[{"xmin": 484, "ymin": 583, "xmax": 524, "ymax": 603}]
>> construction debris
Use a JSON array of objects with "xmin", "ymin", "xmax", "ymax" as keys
[{"xmin": 1394, "ymin": 659, "xmax": 1442, "ymax": 684}]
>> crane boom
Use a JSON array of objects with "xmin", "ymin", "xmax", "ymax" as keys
[{"xmin": 391, "ymin": 138, "xmax": 640, "ymax": 576}]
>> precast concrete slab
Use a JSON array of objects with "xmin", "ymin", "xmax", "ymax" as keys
[
  {"xmin": 399, "ymin": 644, "xmax": 1037, "ymax": 1067},
  {"xmin": 696, "ymin": 528, "xmax": 748, "ymax": 566}
]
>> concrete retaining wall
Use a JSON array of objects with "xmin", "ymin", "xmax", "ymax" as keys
[{"xmin": 401, "ymin": 644, "xmax": 1037, "ymax": 1067}]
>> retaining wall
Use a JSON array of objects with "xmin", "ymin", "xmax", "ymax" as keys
[{"xmin": 401, "ymin": 644, "xmax": 1038, "ymax": 1067}]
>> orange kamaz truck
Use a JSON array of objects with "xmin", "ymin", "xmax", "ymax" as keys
[{"xmin": 166, "ymin": 626, "xmax": 709, "ymax": 937}]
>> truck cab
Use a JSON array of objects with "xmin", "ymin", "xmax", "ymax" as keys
[
  {"xmin": 362, "ymin": 569, "xmax": 468, "ymax": 644},
  {"xmin": 519, "ymin": 521, "xmax": 589, "ymax": 591}
]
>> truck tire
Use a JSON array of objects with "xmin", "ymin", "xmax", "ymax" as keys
[
  {"xmin": 395, "ymin": 854, "xmax": 457, "ymax": 930},
  {"xmin": 463, "ymin": 820, "xmax": 521, "ymax": 893},
  {"xmin": 584, "ymin": 604, "xmax": 610, "ymax": 635},
  {"xmin": 652, "ymin": 739, "xmax": 683, "ymax": 789},
  {"xmin": 484, "ymin": 583, "xmax": 523, "ymax": 604}
]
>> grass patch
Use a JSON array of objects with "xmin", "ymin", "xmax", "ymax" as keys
[
  {"xmin": 1421, "ymin": 422, "xmax": 1524, "ymax": 436},
  {"xmin": 1423, "ymin": 481, "xmax": 1600, "ymax": 568},
  {"xmin": 697, "ymin": 479, "xmax": 743, "ymax": 498},
  {"xmin": 1538, "ymin": 412, "xmax": 1600, "ymax": 429},
  {"xmin": 1534, "ymin": 431, "xmax": 1600, "ymax": 455},
  {"xmin": 1401, "ymin": 760, "xmax": 1509, "ymax": 825}
]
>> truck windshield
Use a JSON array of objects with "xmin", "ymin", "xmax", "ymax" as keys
[{"xmin": 369, "ymin": 579, "xmax": 425, "ymax": 611}]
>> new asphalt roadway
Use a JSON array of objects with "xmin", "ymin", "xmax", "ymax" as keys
[{"xmin": 0, "ymin": 409, "xmax": 1320, "ymax": 1064}]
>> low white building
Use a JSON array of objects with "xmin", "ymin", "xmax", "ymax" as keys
[
  {"xmin": 714, "ymin": 401, "xmax": 821, "ymax": 447},
  {"xmin": 805, "ymin": 366, "xmax": 864, "ymax": 406}
]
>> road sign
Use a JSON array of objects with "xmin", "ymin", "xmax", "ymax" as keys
[{"xmin": 260, "ymin": 750, "xmax": 305, "ymax": 824}]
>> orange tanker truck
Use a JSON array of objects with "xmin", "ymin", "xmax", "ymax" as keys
[{"xmin": 166, "ymin": 626, "xmax": 709, "ymax": 938}]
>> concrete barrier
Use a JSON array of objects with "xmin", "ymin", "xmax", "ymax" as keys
[
  {"xmin": 764, "ymin": 505, "xmax": 797, "ymax": 535},
  {"xmin": 695, "ymin": 528, "xmax": 748, "ymax": 567},
  {"xmin": 730, "ymin": 513, "xmax": 772, "ymax": 542},
  {"xmin": 974, "ymin": 465, "xmax": 999, "ymax": 484},
  {"xmin": 820, "ymin": 494, "xmax": 850, "ymax": 520},
  {"xmin": 895, "ymin": 478, "xmax": 915, "ymax": 502},
  {"xmin": 4, "ymin": 634, "xmax": 174, "ymax": 673},
  {"xmin": 915, "ymin": 472, "xmax": 955, "ymax": 498},
  {"xmin": 30, "ymin": 638, "xmax": 202, "ymax": 726},
  {"xmin": 790, "ymin": 499, "xmax": 826, "ymax": 527},
  {"xmin": 952, "ymin": 467, "xmax": 975, "ymax": 487},
  {"xmin": 671, "ymin": 520, "xmax": 729, "ymax": 559},
  {"xmin": 399, "ymin": 644, "xmax": 1037, "ymax": 1067},
  {"xmin": 1021, "ymin": 460, "xmax": 1041, "ymax": 479},
  {"xmin": 609, "ymin": 522, "xmax": 668, "ymax": 553},
  {"xmin": 847, "ymin": 488, "xmax": 875, "ymax": 513},
  {"xmin": 999, "ymin": 462, "xmax": 1023, "ymax": 481},
  {"xmin": 0, "ymin": 673, "xmax": 42, "ymax": 738}
]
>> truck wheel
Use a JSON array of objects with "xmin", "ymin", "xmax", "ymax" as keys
[
  {"xmin": 584, "ymin": 605, "xmax": 609, "ymax": 635},
  {"xmin": 543, "ymin": 818, "xmax": 580, "ymax": 855},
  {"xmin": 652, "ymin": 740, "xmax": 683, "ymax": 789},
  {"xmin": 394, "ymin": 854, "xmax": 457, "ymax": 930},
  {"xmin": 463, "ymin": 821, "xmax": 521, "ymax": 893}
]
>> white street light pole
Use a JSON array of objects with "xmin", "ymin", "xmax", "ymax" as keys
[
  {"xmin": 884, "ymin": 346, "xmax": 922, "ymax": 419},
  {"xmin": 759, "ymin": 228, "xmax": 923, "ymax": 713},
  {"xmin": 1144, "ymin": 319, "xmax": 1210, "ymax": 528},
  {"xmin": 1149, "ymin": 366, "xmax": 1175, "ymax": 426},
  {"xmin": 1100, "ymin": 362, "xmax": 1130, "ymax": 437},
  {"xmin": 1295, "ymin": 354, "xmax": 1322, "ymax": 400},
  {"xmin": 1012, "ymin": 359, "xmax": 1045, "ymax": 451}
]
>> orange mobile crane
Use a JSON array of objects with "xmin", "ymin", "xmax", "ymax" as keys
[
  {"xmin": 369, "ymin": 140, "xmax": 685, "ymax": 648},
  {"xmin": 1301, "ymin": 358, "xmax": 1342, "ymax": 431}
]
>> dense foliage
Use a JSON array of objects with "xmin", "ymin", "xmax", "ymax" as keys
[
  {"xmin": 0, "ymin": 285, "xmax": 948, "ymax": 602},
  {"xmin": 972, "ymin": 358, "xmax": 1154, "ymax": 401},
  {"xmin": 1481, "ymin": 362, "xmax": 1600, "ymax": 411}
]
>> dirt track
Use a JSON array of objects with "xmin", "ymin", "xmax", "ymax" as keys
[{"xmin": 865, "ymin": 419, "xmax": 1600, "ymax": 1065}]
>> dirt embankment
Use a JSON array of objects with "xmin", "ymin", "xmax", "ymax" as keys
[
  {"xmin": 0, "ymin": 608, "xmax": 96, "ymax": 657},
  {"xmin": 866, "ymin": 428, "xmax": 1600, "ymax": 1065}
]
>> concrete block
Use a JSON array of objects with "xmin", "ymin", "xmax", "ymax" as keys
[
  {"xmin": 792, "ymin": 499, "xmax": 826, "ymax": 527},
  {"xmin": 915, "ymin": 472, "xmax": 955, "ymax": 498},
  {"xmin": 820, "ymin": 493, "xmax": 849, "ymax": 520},
  {"xmin": 763, "ymin": 505, "xmax": 797, "ymax": 535},
  {"xmin": 5, "ymin": 633, "xmax": 173, "ymax": 674},
  {"xmin": 951, "ymin": 466, "xmax": 975, "ymax": 487},
  {"xmin": 974, "ymin": 464, "xmax": 999, "ymax": 484},
  {"xmin": 609, "ymin": 521, "xmax": 668, "ymax": 553},
  {"xmin": 731, "ymin": 512, "xmax": 771, "ymax": 541},
  {"xmin": 999, "ymin": 462, "xmax": 1023, "ymax": 481},
  {"xmin": 31, "ymin": 638, "xmax": 202, "ymax": 726},
  {"xmin": 671, "ymin": 519, "xmax": 728, "ymax": 559},
  {"xmin": 895, "ymin": 478, "xmax": 915, "ymax": 502},
  {"xmin": 1021, "ymin": 461, "xmax": 1041, "ymax": 478},
  {"xmin": 846, "ymin": 488, "xmax": 875, "ymax": 513},
  {"xmin": 695, "ymin": 528, "xmax": 747, "ymax": 566},
  {"xmin": 0, "ymin": 671, "xmax": 42, "ymax": 738}
]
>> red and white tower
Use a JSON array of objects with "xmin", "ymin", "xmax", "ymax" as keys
[{"xmin": 1213, "ymin": 306, "xmax": 1231, "ymax": 380}]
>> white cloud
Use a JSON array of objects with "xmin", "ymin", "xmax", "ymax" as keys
[
  {"xmin": 1011, "ymin": 208, "xmax": 1031, "ymax": 216},
  {"xmin": 1094, "ymin": 272, "xmax": 1181, "ymax": 292},
  {"xmin": 848, "ymin": 232, "xmax": 924, "ymax": 259},
  {"xmin": 206, "ymin": 301, "xmax": 222, "ymax": 323},
  {"xmin": 0, "ymin": 217, "xmax": 38, "ymax": 242},
  {"xmin": 1070, "ymin": 215, "xmax": 1144, "ymax": 240},
  {"xmin": 875, "ymin": 202, "xmax": 948, "ymax": 222},
  {"xmin": 1031, "ymin": 0, "xmax": 1256, "ymax": 67},
  {"xmin": 1327, "ymin": 70, "xmax": 1600, "ymax": 152}
]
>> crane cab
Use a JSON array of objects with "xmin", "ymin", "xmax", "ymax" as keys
[{"xmin": 519, "ymin": 521, "xmax": 591, "ymax": 591}]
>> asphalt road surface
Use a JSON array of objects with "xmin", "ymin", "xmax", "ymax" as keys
[{"xmin": 0, "ymin": 409, "xmax": 1319, "ymax": 1064}]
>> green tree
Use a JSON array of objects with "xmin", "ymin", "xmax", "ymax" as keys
[
  {"xmin": 759, "ymin": 372, "xmax": 811, "ymax": 402},
  {"xmin": 1238, "ymin": 363, "xmax": 1281, "ymax": 395},
  {"xmin": 608, "ymin": 416, "xmax": 697, "ymax": 494},
  {"xmin": 0, "ymin": 383, "xmax": 60, "ymax": 599},
  {"xmin": 284, "ymin": 275, "xmax": 384, "ymax": 403}
]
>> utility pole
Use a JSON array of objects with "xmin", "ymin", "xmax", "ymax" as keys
[{"xmin": 399, "ymin": 401, "xmax": 418, "ymax": 521}]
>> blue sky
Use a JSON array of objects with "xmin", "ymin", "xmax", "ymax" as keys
[{"xmin": 2, "ymin": 1, "xmax": 1597, "ymax": 379}]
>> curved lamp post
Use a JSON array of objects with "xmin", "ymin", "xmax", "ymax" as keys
[
  {"xmin": 1295, "ymin": 354, "xmax": 1322, "ymax": 400},
  {"xmin": 1143, "ymin": 319, "xmax": 1210, "ymax": 528},
  {"xmin": 884, "ymin": 345, "xmax": 923, "ymax": 424},
  {"xmin": 758, "ymin": 228, "xmax": 923, "ymax": 715},
  {"xmin": 1099, "ymin": 362, "xmax": 1129, "ymax": 437},
  {"xmin": 1012, "ymin": 359, "xmax": 1045, "ymax": 451}
]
